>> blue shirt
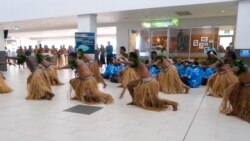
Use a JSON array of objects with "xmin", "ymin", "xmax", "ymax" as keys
[
  {"xmin": 188, "ymin": 67, "xmax": 203, "ymax": 88},
  {"xmin": 179, "ymin": 66, "xmax": 192, "ymax": 78},
  {"xmin": 202, "ymin": 68, "xmax": 214, "ymax": 79},
  {"xmin": 106, "ymin": 45, "xmax": 113, "ymax": 55}
]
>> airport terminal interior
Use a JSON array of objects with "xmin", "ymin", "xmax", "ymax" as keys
[{"xmin": 0, "ymin": 0, "xmax": 250, "ymax": 141}]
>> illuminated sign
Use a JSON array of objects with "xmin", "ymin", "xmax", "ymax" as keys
[
  {"xmin": 240, "ymin": 49, "xmax": 250, "ymax": 57},
  {"xmin": 142, "ymin": 18, "xmax": 180, "ymax": 28}
]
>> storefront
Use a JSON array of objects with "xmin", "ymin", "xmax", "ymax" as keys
[{"xmin": 128, "ymin": 18, "xmax": 235, "ymax": 61}]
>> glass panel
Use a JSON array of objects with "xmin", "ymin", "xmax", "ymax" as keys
[
  {"xmin": 190, "ymin": 27, "xmax": 219, "ymax": 59},
  {"xmin": 150, "ymin": 29, "xmax": 168, "ymax": 53},
  {"xmin": 169, "ymin": 29, "xmax": 190, "ymax": 59}
]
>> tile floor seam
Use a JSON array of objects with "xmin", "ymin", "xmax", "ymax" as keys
[{"xmin": 183, "ymin": 92, "xmax": 207, "ymax": 141}]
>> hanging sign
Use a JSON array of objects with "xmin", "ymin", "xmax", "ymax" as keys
[
  {"xmin": 75, "ymin": 32, "xmax": 95, "ymax": 54},
  {"xmin": 142, "ymin": 18, "xmax": 180, "ymax": 28}
]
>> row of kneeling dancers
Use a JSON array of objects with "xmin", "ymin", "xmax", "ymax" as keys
[{"xmin": 0, "ymin": 50, "xmax": 249, "ymax": 123}]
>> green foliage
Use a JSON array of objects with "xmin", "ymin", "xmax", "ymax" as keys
[
  {"xmin": 130, "ymin": 57, "xmax": 141, "ymax": 68},
  {"xmin": 17, "ymin": 55, "xmax": 27, "ymax": 65},
  {"xmin": 77, "ymin": 48, "xmax": 85, "ymax": 59},
  {"xmin": 232, "ymin": 60, "xmax": 248, "ymax": 75},
  {"xmin": 156, "ymin": 55, "xmax": 166, "ymax": 62},
  {"xmin": 68, "ymin": 60, "xmax": 78, "ymax": 70},
  {"xmin": 36, "ymin": 53, "xmax": 44, "ymax": 64}
]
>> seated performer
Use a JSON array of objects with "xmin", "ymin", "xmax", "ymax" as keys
[
  {"xmin": 117, "ymin": 52, "xmax": 178, "ymax": 111},
  {"xmin": 187, "ymin": 62, "xmax": 203, "ymax": 88},
  {"xmin": 220, "ymin": 71, "xmax": 250, "ymax": 123},
  {"xmin": 206, "ymin": 61, "xmax": 238, "ymax": 97},
  {"xmin": 7, "ymin": 51, "xmax": 55, "ymax": 100},
  {"xmin": 37, "ymin": 54, "xmax": 63, "ymax": 86},
  {"xmin": 201, "ymin": 62, "xmax": 214, "ymax": 85},
  {"xmin": 0, "ymin": 62, "xmax": 12, "ymax": 94},
  {"xmin": 77, "ymin": 48, "xmax": 107, "ymax": 88},
  {"xmin": 179, "ymin": 60, "xmax": 192, "ymax": 86},
  {"xmin": 58, "ymin": 53, "xmax": 113, "ymax": 104},
  {"xmin": 156, "ymin": 55, "xmax": 190, "ymax": 94}
]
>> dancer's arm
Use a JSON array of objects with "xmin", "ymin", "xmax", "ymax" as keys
[
  {"xmin": 5, "ymin": 56, "xmax": 18, "ymax": 60},
  {"xmin": 57, "ymin": 64, "xmax": 71, "ymax": 70},
  {"xmin": 113, "ymin": 58, "xmax": 133, "ymax": 66}
]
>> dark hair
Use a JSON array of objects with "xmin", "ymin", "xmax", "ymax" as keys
[
  {"xmin": 145, "ymin": 60, "xmax": 149, "ymax": 64},
  {"xmin": 120, "ymin": 46, "xmax": 126, "ymax": 52},
  {"xmin": 129, "ymin": 52, "xmax": 138, "ymax": 59},
  {"xmin": 151, "ymin": 51, "xmax": 157, "ymax": 55},
  {"xmin": 69, "ymin": 52, "xmax": 77, "ymax": 58},
  {"xmin": 193, "ymin": 61, "xmax": 199, "ymax": 66},
  {"xmin": 226, "ymin": 51, "xmax": 237, "ymax": 60}
]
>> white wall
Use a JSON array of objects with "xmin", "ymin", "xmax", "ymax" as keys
[
  {"xmin": 0, "ymin": 27, "xmax": 4, "ymax": 51},
  {"xmin": 0, "ymin": 0, "xmax": 235, "ymax": 22},
  {"xmin": 235, "ymin": 0, "xmax": 250, "ymax": 49}
]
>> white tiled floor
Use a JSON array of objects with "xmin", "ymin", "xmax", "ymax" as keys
[{"xmin": 1, "ymin": 66, "xmax": 249, "ymax": 141}]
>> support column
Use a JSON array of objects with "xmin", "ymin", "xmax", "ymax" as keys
[
  {"xmin": 77, "ymin": 14, "xmax": 97, "ymax": 58},
  {"xmin": 235, "ymin": 0, "xmax": 250, "ymax": 66},
  {"xmin": 0, "ymin": 26, "xmax": 7, "ymax": 71},
  {"xmin": 77, "ymin": 14, "xmax": 97, "ymax": 33},
  {"xmin": 0, "ymin": 26, "xmax": 4, "ymax": 51}
]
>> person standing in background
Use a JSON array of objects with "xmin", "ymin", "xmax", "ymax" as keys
[
  {"xmin": 94, "ymin": 45, "xmax": 100, "ymax": 65},
  {"xmin": 50, "ymin": 45, "xmax": 58, "ymax": 66},
  {"xmin": 100, "ymin": 45, "xmax": 106, "ymax": 67},
  {"xmin": 106, "ymin": 41, "xmax": 113, "ymax": 65}
]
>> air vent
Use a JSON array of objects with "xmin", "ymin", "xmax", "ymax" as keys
[{"xmin": 176, "ymin": 11, "xmax": 192, "ymax": 16}]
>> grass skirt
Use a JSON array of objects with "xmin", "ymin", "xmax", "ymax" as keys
[
  {"xmin": 206, "ymin": 73, "xmax": 218, "ymax": 94},
  {"xmin": 0, "ymin": 76, "xmax": 12, "ymax": 94},
  {"xmin": 207, "ymin": 71, "xmax": 238, "ymax": 97},
  {"xmin": 220, "ymin": 72, "xmax": 250, "ymax": 123},
  {"xmin": 89, "ymin": 62, "xmax": 106, "ymax": 84},
  {"xmin": 51, "ymin": 56, "xmax": 58, "ymax": 66},
  {"xmin": 70, "ymin": 76, "xmax": 113, "ymax": 104},
  {"xmin": 133, "ymin": 78, "xmax": 178, "ymax": 111},
  {"xmin": 46, "ymin": 65, "xmax": 63, "ymax": 86},
  {"xmin": 120, "ymin": 67, "xmax": 139, "ymax": 88},
  {"xmin": 26, "ymin": 69, "xmax": 52, "ymax": 100},
  {"xmin": 158, "ymin": 65, "xmax": 189, "ymax": 94}
]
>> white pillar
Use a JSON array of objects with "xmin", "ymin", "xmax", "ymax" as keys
[
  {"xmin": 0, "ymin": 26, "xmax": 4, "ymax": 51},
  {"xmin": 77, "ymin": 14, "xmax": 97, "ymax": 33},
  {"xmin": 235, "ymin": 0, "xmax": 250, "ymax": 49},
  {"xmin": 77, "ymin": 14, "xmax": 97, "ymax": 57}
]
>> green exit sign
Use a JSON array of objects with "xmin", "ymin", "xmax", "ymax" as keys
[{"xmin": 142, "ymin": 18, "xmax": 180, "ymax": 28}]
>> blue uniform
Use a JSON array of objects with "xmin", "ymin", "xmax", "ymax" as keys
[
  {"xmin": 188, "ymin": 67, "xmax": 203, "ymax": 88},
  {"xmin": 148, "ymin": 66, "xmax": 158, "ymax": 78},
  {"xmin": 202, "ymin": 67, "xmax": 214, "ymax": 79},
  {"xmin": 179, "ymin": 66, "xmax": 192, "ymax": 78}
]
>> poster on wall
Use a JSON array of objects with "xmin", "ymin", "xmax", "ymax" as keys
[
  {"xmin": 75, "ymin": 32, "xmax": 95, "ymax": 54},
  {"xmin": 193, "ymin": 40, "xmax": 199, "ymax": 46},
  {"xmin": 201, "ymin": 37, "xmax": 208, "ymax": 42},
  {"xmin": 199, "ymin": 43, "xmax": 205, "ymax": 49}
]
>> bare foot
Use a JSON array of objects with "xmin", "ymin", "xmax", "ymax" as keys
[
  {"xmin": 103, "ymin": 83, "xmax": 107, "ymax": 88},
  {"xmin": 172, "ymin": 105, "xmax": 178, "ymax": 111},
  {"xmin": 185, "ymin": 87, "xmax": 190, "ymax": 94},
  {"xmin": 117, "ymin": 85, "xmax": 123, "ymax": 88},
  {"xmin": 127, "ymin": 102, "xmax": 134, "ymax": 105}
]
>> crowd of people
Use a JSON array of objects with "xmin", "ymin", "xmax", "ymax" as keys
[{"xmin": 0, "ymin": 43, "xmax": 249, "ymax": 123}]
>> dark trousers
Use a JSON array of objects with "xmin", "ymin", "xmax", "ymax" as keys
[{"xmin": 106, "ymin": 54, "xmax": 113, "ymax": 65}]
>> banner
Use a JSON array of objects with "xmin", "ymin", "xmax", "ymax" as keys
[{"xmin": 75, "ymin": 32, "xmax": 95, "ymax": 54}]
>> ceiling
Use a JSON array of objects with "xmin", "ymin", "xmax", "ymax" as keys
[{"xmin": 4, "ymin": 1, "xmax": 237, "ymax": 39}]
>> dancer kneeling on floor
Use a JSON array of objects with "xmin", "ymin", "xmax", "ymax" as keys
[
  {"xmin": 7, "ymin": 51, "xmax": 55, "ymax": 100},
  {"xmin": 0, "ymin": 62, "xmax": 12, "ymax": 94},
  {"xmin": 155, "ymin": 55, "xmax": 190, "ymax": 94},
  {"xmin": 117, "ymin": 52, "xmax": 178, "ymax": 111},
  {"xmin": 58, "ymin": 52, "xmax": 113, "ymax": 105},
  {"xmin": 37, "ymin": 54, "xmax": 63, "ymax": 86}
]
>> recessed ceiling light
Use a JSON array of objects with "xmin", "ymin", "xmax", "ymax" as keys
[{"xmin": 219, "ymin": 10, "xmax": 225, "ymax": 13}]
